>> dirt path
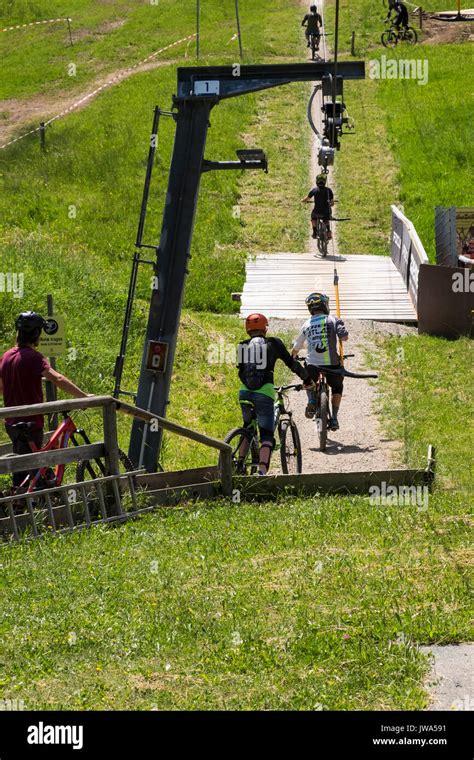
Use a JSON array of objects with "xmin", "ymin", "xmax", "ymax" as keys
[
  {"xmin": 0, "ymin": 31, "xmax": 195, "ymax": 147},
  {"xmin": 271, "ymin": 1, "xmax": 416, "ymax": 475},
  {"xmin": 271, "ymin": 317, "xmax": 415, "ymax": 474}
]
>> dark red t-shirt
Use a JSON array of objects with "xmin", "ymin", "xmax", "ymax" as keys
[{"xmin": 0, "ymin": 346, "xmax": 51, "ymax": 429}]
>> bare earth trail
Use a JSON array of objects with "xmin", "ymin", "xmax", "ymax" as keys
[{"xmin": 271, "ymin": 1, "xmax": 415, "ymax": 475}]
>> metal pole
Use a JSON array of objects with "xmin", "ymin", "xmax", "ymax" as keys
[
  {"xmin": 333, "ymin": 268, "xmax": 344, "ymax": 365},
  {"xmin": 418, "ymin": 7, "xmax": 423, "ymax": 30},
  {"xmin": 196, "ymin": 0, "xmax": 200, "ymax": 60},
  {"xmin": 46, "ymin": 295, "xmax": 58, "ymax": 430},
  {"xmin": 39, "ymin": 122, "xmax": 46, "ymax": 150},
  {"xmin": 114, "ymin": 107, "xmax": 161, "ymax": 399},
  {"xmin": 129, "ymin": 99, "xmax": 213, "ymax": 471},
  {"xmin": 332, "ymin": 0, "xmax": 340, "ymax": 150},
  {"xmin": 67, "ymin": 17, "xmax": 73, "ymax": 46},
  {"xmin": 350, "ymin": 31, "xmax": 355, "ymax": 56},
  {"xmin": 235, "ymin": 0, "xmax": 243, "ymax": 59}
]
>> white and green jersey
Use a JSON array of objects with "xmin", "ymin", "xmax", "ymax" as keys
[{"xmin": 292, "ymin": 314, "xmax": 348, "ymax": 367}]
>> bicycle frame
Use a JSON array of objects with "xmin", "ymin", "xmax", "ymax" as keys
[{"xmin": 18, "ymin": 415, "xmax": 77, "ymax": 492}]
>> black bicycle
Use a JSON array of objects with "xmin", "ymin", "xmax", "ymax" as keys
[
  {"xmin": 225, "ymin": 384, "xmax": 303, "ymax": 475},
  {"xmin": 313, "ymin": 215, "xmax": 351, "ymax": 257},
  {"xmin": 296, "ymin": 356, "xmax": 378, "ymax": 452},
  {"xmin": 381, "ymin": 22, "xmax": 417, "ymax": 47}
]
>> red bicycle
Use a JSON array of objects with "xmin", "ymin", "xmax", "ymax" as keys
[{"xmin": 9, "ymin": 412, "xmax": 133, "ymax": 494}]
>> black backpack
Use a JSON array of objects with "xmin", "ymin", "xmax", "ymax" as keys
[{"xmin": 240, "ymin": 337, "xmax": 268, "ymax": 391}]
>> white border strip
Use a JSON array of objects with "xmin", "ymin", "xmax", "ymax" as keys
[
  {"xmin": 1, "ymin": 17, "xmax": 71, "ymax": 33},
  {"xmin": 0, "ymin": 33, "xmax": 196, "ymax": 150},
  {"xmin": 391, "ymin": 204, "xmax": 429, "ymax": 263}
]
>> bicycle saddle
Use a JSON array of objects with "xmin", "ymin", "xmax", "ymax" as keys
[{"xmin": 9, "ymin": 421, "xmax": 36, "ymax": 431}]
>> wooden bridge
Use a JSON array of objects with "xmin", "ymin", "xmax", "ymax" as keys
[{"xmin": 240, "ymin": 253, "xmax": 417, "ymax": 322}]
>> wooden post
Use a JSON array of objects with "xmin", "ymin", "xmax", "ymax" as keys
[
  {"xmin": 45, "ymin": 294, "xmax": 58, "ymax": 431},
  {"xmin": 350, "ymin": 31, "xmax": 355, "ymax": 56},
  {"xmin": 418, "ymin": 7, "xmax": 423, "ymax": 29},
  {"xmin": 196, "ymin": 0, "xmax": 200, "ymax": 60},
  {"xmin": 67, "ymin": 17, "xmax": 73, "ymax": 46},
  {"xmin": 235, "ymin": 0, "xmax": 243, "ymax": 59},
  {"xmin": 102, "ymin": 402, "xmax": 122, "ymax": 514},
  {"xmin": 39, "ymin": 122, "xmax": 46, "ymax": 150},
  {"xmin": 219, "ymin": 447, "xmax": 233, "ymax": 498}
]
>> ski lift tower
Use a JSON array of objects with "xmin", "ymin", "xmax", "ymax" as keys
[{"xmin": 126, "ymin": 61, "xmax": 365, "ymax": 471}]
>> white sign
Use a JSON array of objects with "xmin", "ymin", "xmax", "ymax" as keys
[{"xmin": 194, "ymin": 80, "xmax": 220, "ymax": 96}]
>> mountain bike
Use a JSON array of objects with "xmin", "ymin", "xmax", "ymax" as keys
[
  {"xmin": 308, "ymin": 31, "xmax": 321, "ymax": 60},
  {"xmin": 381, "ymin": 22, "xmax": 417, "ymax": 47},
  {"xmin": 296, "ymin": 356, "xmax": 377, "ymax": 452},
  {"xmin": 7, "ymin": 411, "xmax": 133, "ymax": 497},
  {"xmin": 225, "ymin": 384, "xmax": 304, "ymax": 475},
  {"xmin": 313, "ymin": 215, "xmax": 351, "ymax": 257}
]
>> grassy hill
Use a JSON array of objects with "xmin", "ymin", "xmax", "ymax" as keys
[{"xmin": 0, "ymin": 0, "xmax": 472, "ymax": 711}]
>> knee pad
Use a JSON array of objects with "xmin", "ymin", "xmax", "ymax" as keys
[{"xmin": 259, "ymin": 429, "xmax": 275, "ymax": 450}]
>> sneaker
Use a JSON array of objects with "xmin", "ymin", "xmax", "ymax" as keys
[
  {"xmin": 328, "ymin": 416, "xmax": 339, "ymax": 431},
  {"xmin": 257, "ymin": 469, "xmax": 267, "ymax": 476},
  {"xmin": 305, "ymin": 401, "xmax": 317, "ymax": 419}
]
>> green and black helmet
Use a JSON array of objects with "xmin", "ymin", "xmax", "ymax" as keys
[{"xmin": 305, "ymin": 292, "xmax": 330, "ymax": 315}]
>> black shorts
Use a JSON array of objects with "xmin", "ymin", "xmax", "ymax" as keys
[
  {"xmin": 306, "ymin": 364, "xmax": 344, "ymax": 395},
  {"xmin": 311, "ymin": 211, "xmax": 330, "ymax": 221}
]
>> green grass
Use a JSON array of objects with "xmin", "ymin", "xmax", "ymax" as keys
[
  {"xmin": 373, "ymin": 332, "xmax": 473, "ymax": 494},
  {"xmin": 0, "ymin": 0, "xmax": 302, "ymax": 100},
  {"xmin": 0, "ymin": 490, "xmax": 470, "ymax": 709}
]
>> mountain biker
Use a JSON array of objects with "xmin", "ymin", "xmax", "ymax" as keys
[
  {"xmin": 0, "ymin": 311, "xmax": 90, "ymax": 488},
  {"xmin": 291, "ymin": 293, "xmax": 348, "ymax": 432},
  {"xmin": 386, "ymin": 0, "xmax": 409, "ymax": 31},
  {"xmin": 237, "ymin": 313, "xmax": 308, "ymax": 475},
  {"xmin": 302, "ymin": 173, "xmax": 334, "ymax": 241},
  {"xmin": 302, "ymin": 5, "xmax": 323, "ymax": 48}
]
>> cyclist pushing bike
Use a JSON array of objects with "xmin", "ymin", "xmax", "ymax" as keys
[
  {"xmin": 291, "ymin": 293, "xmax": 348, "ymax": 431},
  {"xmin": 237, "ymin": 313, "xmax": 308, "ymax": 476},
  {"xmin": 302, "ymin": 173, "xmax": 334, "ymax": 241},
  {"xmin": 302, "ymin": 5, "xmax": 323, "ymax": 48},
  {"xmin": 0, "ymin": 312, "xmax": 90, "ymax": 488}
]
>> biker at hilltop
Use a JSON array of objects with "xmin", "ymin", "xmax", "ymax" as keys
[
  {"xmin": 386, "ymin": 0, "xmax": 409, "ymax": 31},
  {"xmin": 302, "ymin": 5, "xmax": 323, "ymax": 47},
  {"xmin": 0, "ymin": 312, "xmax": 90, "ymax": 488},
  {"xmin": 302, "ymin": 173, "xmax": 334, "ymax": 240},
  {"xmin": 291, "ymin": 293, "xmax": 348, "ymax": 431},
  {"xmin": 237, "ymin": 313, "xmax": 308, "ymax": 475}
]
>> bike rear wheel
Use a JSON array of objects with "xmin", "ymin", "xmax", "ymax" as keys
[
  {"xmin": 279, "ymin": 419, "xmax": 302, "ymax": 474},
  {"xmin": 404, "ymin": 27, "xmax": 417, "ymax": 44},
  {"xmin": 224, "ymin": 427, "xmax": 259, "ymax": 475},
  {"xmin": 75, "ymin": 448, "xmax": 134, "ymax": 483},
  {"xmin": 316, "ymin": 390, "xmax": 329, "ymax": 451}
]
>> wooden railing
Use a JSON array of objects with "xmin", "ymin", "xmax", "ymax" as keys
[{"xmin": 0, "ymin": 395, "xmax": 233, "ymax": 496}]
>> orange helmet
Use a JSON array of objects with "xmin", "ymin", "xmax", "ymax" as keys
[{"xmin": 245, "ymin": 313, "xmax": 269, "ymax": 334}]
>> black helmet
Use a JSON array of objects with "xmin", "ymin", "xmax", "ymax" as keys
[
  {"xmin": 15, "ymin": 311, "xmax": 46, "ymax": 334},
  {"xmin": 316, "ymin": 173, "xmax": 327, "ymax": 186},
  {"xmin": 305, "ymin": 292, "xmax": 330, "ymax": 315},
  {"xmin": 310, "ymin": 5, "xmax": 317, "ymax": 12}
]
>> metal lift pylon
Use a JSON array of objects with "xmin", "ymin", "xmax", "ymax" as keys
[{"xmin": 127, "ymin": 61, "xmax": 365, "ymax": 472}]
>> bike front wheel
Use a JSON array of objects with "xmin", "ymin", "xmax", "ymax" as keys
[
  {"xmin": 279, "ymin": 419, "xmax": 302, "ymax": 474},
  {"xmin": 381, "ymin": 30, "xmax": 397, "ymax": 48},
  {"xmin": 224, "ymin": 428, "xmax": 259, "ymax": 476}
]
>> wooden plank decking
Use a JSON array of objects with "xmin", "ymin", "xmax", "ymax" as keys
[{"xmin": 240, "ymin": 253, "xmax": 417, "ymax": 322}]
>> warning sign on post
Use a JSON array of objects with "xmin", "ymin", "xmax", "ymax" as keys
[
  {"xmin": 146, "ymin": 340, "xmax": 169, "ymax": 372},
  {"xmin": 38, "ymin": 316, "xmax": 66, "ymax": 357}
]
